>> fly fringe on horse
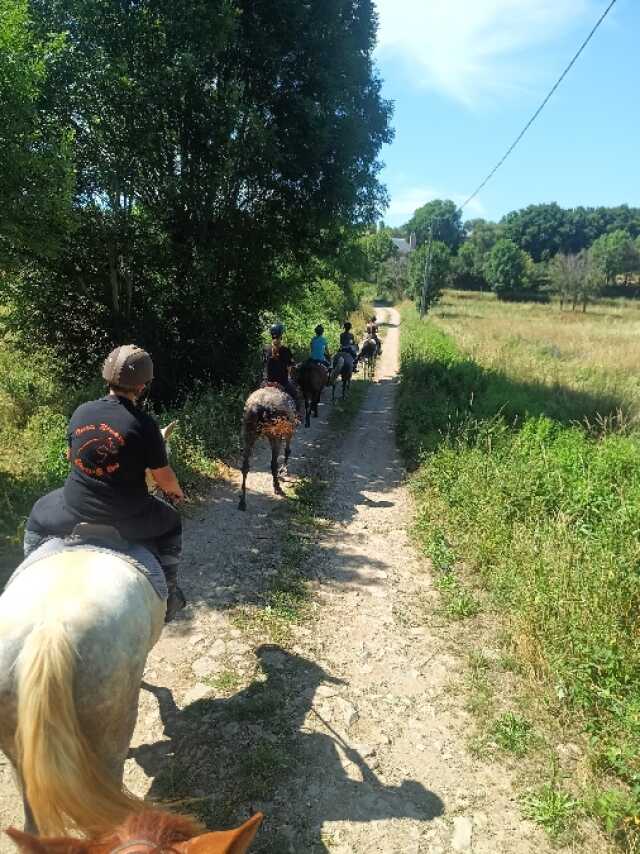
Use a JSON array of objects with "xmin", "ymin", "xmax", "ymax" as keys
[{"xmin": 15, "ymin": 621, "xmax": 144, "ymax": 837}]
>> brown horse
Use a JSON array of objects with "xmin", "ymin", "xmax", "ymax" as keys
[
  {"xmin": 6, "ymin": 807, "xmax": 263, "ymax": 853},
  {"xmin": 295, "ymin": 360, "xmax": 327, "ymax": 427},
  {"xmin": 359, "ymin": 337, "xmax": 378, "ymax": 380},
  {"xmin": 238, "ymin": 386, "xmax": 298, "ymax": 511}
]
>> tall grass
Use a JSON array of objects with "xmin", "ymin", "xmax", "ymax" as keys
[{"xmin": 398, "ymin": 297, "xmax": 640, "ymax": 844}]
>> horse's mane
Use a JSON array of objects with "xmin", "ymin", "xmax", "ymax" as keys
[{"xmin": 96, "ymin": 810, "xmax": 204, "ymax": 850}]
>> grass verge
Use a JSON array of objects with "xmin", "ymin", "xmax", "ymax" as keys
[{"xmin": 398, "ymin": 301, "xmax": 640, "ymax": 849}]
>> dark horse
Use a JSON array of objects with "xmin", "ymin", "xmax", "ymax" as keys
[
  {"xmin": 295, "ymin": 360, "xmax": 328, "ymax": 428},
  {"xmin": 331, "ymin": 351, "xmax": 353, "ymax": 400},
  {"xmin": 239, "ymin": 385, "xmax": 298, "ymax": 510},
  {"xmin": 359, "ymin": 337, "xmax": 378, "ymax": 380}
]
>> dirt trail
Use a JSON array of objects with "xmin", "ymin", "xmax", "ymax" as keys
[{"xmin": 0, "ymin": 309, "xmax": 567, "ymax": 853}]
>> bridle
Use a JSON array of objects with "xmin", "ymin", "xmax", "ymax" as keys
[{"xmin": 110, "ymin": 841, "xmax": 180, "ymax": 854}]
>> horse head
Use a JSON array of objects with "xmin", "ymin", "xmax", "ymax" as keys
[{"xmin": 6, "ymin": 809, "xmax": 264, "ymax": 854}]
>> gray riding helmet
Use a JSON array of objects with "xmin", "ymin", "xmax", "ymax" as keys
[{"xmin": 102, "ymin": 344, "xmax": 154, "ymax": 389}]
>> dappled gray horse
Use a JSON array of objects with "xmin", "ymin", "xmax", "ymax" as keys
[
  {"xmin": 0, "ymin": 544, "xmax": 166, "ymax": 837},
  {"xmin": 239, "ymin": 385, "xmax": 298, "ymax": 510},
  {"xmin": 332, "ymin": 352, "xmax": 353, "ymax": 400}
]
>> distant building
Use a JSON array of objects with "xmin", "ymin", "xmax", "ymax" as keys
[{"xmin": 391, "ymin": 232, "xmax": 416, "ymax": 256}]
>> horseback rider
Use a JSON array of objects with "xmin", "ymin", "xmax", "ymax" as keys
[
  {"xmin": 366, "ymin": 315, "xmax": 382, "ymax": 355},
  {"xmin": 310, "ymin": 324, "xmax": 331, "ymax": 370},
  {"xmin": 263, "ymin": 323, "xmax": 303, "ymax": 416},
  {"xmin": 339, "ymin": 321, "xmax": 359, "ymax": 372},
  {"xmin": 22, "ymin": 345, "xmax": 187, "ymax": 622}
]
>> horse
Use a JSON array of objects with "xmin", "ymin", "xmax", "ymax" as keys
[
  {"xmin": 295, "ymin": 360, "xmax": 328, "ymax": 428},
  {"xmin": 238, "ymin": 385, "xmax": 298, "ymax": 511},
  {"xmin": 359, "ymin": 337, "xmax": 378, "ymax": 380},
  {"xmin": 0, "ymin": 425, "xmax": 178, "ymax": 838},
  {"xmin": 6, "ymin": 807, "xmax": 263, "ymax": 853},
  {"xmin": 332, "ymin": 351, "xmax": 353, "ymax": 401},
  {"xmin": 328, "ymin": 353, "xmax": 345, "ymax": 403}
]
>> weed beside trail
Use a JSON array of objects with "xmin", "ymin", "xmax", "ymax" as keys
[{"xmin": 398, "ymin": 297, "xmax": 640, "ymax": 848}]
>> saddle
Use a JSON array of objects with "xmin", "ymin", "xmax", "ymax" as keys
[{"xmin": 70, "ymin": 522, "xmax": 126, "ymax": 549}]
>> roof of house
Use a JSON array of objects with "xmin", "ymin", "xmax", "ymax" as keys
[{"xmin": 391, "ymin": 237, "xmax": 411, "ymax": 255}]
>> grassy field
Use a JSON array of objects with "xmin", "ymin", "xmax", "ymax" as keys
[{"xmin": 398, "ymin": 291, "xmax": 640, "ymax": 849}]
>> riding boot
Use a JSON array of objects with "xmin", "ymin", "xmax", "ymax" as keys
[{"xmin": 162, "ymin": 563, "xmax": 187, "ymax": 623}]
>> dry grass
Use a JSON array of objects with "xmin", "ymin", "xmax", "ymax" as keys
[{"xmin": 432, "ymin": 291, "xmax": 640, "ymax": 424}]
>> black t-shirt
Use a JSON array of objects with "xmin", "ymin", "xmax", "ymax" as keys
[
  {"xmin": 264, "ymin": 344, "xmax": 294, "ymax": 386},
  {"xmin": 63, "ymin": 395, "xmax": 168, "ymax": 519},
  {"xmin": 340, "ymin": 331, "xmax": 356, "ymax": 348}
]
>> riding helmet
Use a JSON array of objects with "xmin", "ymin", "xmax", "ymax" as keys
[
  {"xmin": 315, "ymin": 324, "xmax": 324, "ymax": 335},
  {"xmin": 270, "ymin": 322, "xmax": 284, "ymax": 339},
  {"xmin": 343, "ymin": 321, "xmax": 352, "ymax": 331},
  {"xmin": 102, "ymin": 345, "xmax": 154, "ymax": 389}
]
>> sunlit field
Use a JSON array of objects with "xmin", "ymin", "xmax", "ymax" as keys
[{"xmin": 432, "ymin": 290, "xmax": 640, "ymax": 427}]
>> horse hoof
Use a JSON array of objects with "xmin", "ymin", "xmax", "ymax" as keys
[{"xmin": 238, "ymin": 499, "xmax": 246, "ymax": 511}]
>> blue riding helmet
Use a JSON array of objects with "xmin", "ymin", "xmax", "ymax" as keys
[{"xmin": 270, "ymin": 323, "xmax": 285, "ymax": 339}]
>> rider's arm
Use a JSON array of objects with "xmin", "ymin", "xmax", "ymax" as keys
[{"xmin": 150, "ymin": 465, "xmax": 185, "ymax": 502}]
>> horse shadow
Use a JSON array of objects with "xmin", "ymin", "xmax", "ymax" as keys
[{"xmin": 130, "ymin": 645, "xmax": 444, "ymax": 852}]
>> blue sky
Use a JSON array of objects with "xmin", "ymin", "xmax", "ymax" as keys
[{"xmin": 374, "ymin": 0, "xmax": 639, "ymax": 227}]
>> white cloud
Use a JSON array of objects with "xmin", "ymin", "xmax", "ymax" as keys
[
  {"xmin": 375, "ymin": 0, "xmax": 595, "ymax": 105},
  {"xmin": 386, "ymin": 186, "xmax": 486, "ymax": 224}
]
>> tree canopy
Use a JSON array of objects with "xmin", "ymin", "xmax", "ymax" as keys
[
  {"xmin": 404, "ymin": 199, "xmax": 463, "ymax": 252},
  {"xmin": 483, "ymin": 239, "xmax": 532, "ymax": 299},
  {"xmin": 2, "ymin": 0, "xmax": 392, "ymax": 401}
]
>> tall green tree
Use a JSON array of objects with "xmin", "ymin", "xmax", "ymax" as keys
[
  {"xmin": 408, "ymin": 240, "xmax": 451, "ymax": 313},
  {"xmin": 483, "ymin": 239, "xmax": 532, "ymax": 299},
  {"xmin": 0, "ymin": 0, "xmax": 72, "ymax": 267},
  {"xmin": 6, "ymin": 0, "xmax": 393, "ymax": 400},
  {"xmin": 404, "ymin": 199, "xmax": 463, "ymax": 251}
]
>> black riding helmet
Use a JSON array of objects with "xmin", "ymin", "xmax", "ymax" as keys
[
  {"xmin": 270, "ymin": 322, "xmax": 284, "ymax": 339},
  {"xmin": 343, "ymin": 322, "xmax": 352, "ymax": 331},
  {"xmin": 315, "ymin": 324, "xmax": 324, "ymax": 335}
]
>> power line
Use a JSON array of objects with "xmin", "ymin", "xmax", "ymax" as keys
[{"xmin": 460, "ymin": 0, "xmax": 618, "ymax": 212}]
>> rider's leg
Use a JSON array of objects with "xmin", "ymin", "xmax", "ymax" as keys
[
  {"xmin": 119, "ymin": 497, "xmax": 185, "ymax": 623},
  {"xmin": 23, "ymin": 488, "xmax": 80, "ymax": 557},
  {"xmin": 285, "ymin": 379, "xmax": 304, "ymax": 417}
]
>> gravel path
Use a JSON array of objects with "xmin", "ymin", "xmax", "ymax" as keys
[{"xmin": 0, "ymin": 308, "xmax": 593, "ymax": 852}]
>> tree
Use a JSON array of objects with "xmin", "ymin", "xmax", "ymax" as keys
[
  {"xmin": 500, "ymin": 203, "xmax": 572, "ymax": 262},
  {"xmin": 453, "ymin": 219, "xmax": 502, "ymax": 287},
  {"xmin": 589, "ymin": 230, "xmax": 639, "ymax": 286},
  {"xmin": 483, "ymin": 239, "xmax": 532, "ymax": 299},
  {"xmin": 404, "ymin": 199, "xmax": 463, "ymax": 251},
  {"xmin": 5, "ymin": 0, "xmax": 393, "ymax": 401},
  {"xmin": 0, "ymin": 0, "xmax": 73, "ymax": 268},
  {"xmin": 360, "ymin": 229, "xmax": 397, "ymax": 284},
  {"xmin": 549, "ymin": 251, "xmax": 599, "ymax": 311},
  {"xmin": 408, "ymin": 240, "xmax": 451, "ymax": 313}
]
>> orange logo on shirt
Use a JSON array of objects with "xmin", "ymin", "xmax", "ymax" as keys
[{"xmin": 72, "ymin": 423, "xmax": 125, "ymax": 478}]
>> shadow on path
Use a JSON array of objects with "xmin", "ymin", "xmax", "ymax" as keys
[{"xmin": 131, "ymin": 645, "xmax": 444, "ymax": 852}]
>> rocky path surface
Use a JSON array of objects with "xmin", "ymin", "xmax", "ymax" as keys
[{"xmin": 0, "ymin": 309, "xmax": 574, "ymax": 853}]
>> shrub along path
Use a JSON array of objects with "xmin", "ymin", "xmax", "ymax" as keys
[{"xmin": 0, "ymin": 309, "xmax": 605, "ymax": 852}]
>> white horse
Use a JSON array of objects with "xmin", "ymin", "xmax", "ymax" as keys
[{"xmin": 0, "ymin": 425, "xmax": 177, "ymax": 838}]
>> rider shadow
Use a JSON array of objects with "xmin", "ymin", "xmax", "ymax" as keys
[{"xmin": 130, "ymin": 645, "xmax": 444, "ymax": 852}]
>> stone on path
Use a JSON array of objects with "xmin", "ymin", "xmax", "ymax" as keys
[{"xmin": 452, "ymin": 815, "xmax": 474, "ymax": 851}]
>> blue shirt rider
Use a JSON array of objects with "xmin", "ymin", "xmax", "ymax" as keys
[{"xmin": 310, "ymin": 325, "xmax": 331, "ymax": 368}]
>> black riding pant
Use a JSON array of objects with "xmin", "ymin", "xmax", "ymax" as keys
[{"xmin": 24, "ymin": 487, "xmax": 182, "ymax": 580}]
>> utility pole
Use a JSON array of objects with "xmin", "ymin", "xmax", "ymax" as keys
[{"xmin": 419, "ymin": 224, "xmax": 434, "ymax": 318}]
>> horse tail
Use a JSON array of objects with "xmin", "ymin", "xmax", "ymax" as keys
[{"xmin": 16, "ymin": 621, "xmax": 142, "ymax": 836}]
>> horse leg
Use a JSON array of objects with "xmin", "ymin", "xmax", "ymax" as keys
[
  {"xmin": 305, "ymin": 398, "xmax": 311, "ymax": 428},
  {"xmin": 271, "ymin": 439, "xmax": 284, "ymax": 496},
  {"xmin": 238, "ymin": 427, "xmax": 256, "ymax": 511},
  {"xmin": 282, "ymin": 437, "xmax": 292, "ymax": 474}
]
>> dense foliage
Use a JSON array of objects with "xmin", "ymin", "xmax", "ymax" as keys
[{"xmin": 1, "ymin": 0, "xmax": 392, "ymax": 402}]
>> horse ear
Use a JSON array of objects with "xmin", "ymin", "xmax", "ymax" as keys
[
  {"xmin": 161, "ymin": 421, "xmax": 178, "ymax": 441},
  {"xmin": 173, "ymin": 813, "xmax": 263, "ymax": 854},
  {"xmin": 5, "ymin": 828, "xmax": 89, "ymax": 853}
]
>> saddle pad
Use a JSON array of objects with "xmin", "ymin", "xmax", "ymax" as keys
[{"xmin": 7, "ymin": 537, "xmax": 168, "ymax": 600}]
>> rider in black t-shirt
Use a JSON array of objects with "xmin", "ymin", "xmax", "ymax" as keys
[
  {"xmin": 23, "ymin": 345, "xmax": 187, "ymax": 622},
  {"xmin": 339, "ymin": 321, "xmax": 359, "ymax": 371},
  {"xmin": 263, "ymin": 323, "xmax": 303, "ymax": 415}
]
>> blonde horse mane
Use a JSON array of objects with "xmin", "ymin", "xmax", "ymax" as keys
[{"xmin": 15, "ymin": 620, "xmax": 144, "ymax": 837}]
